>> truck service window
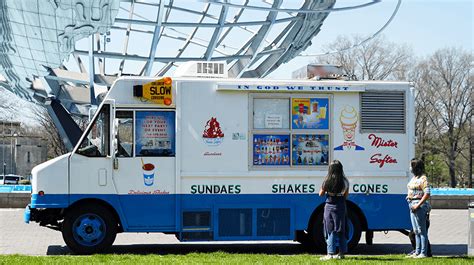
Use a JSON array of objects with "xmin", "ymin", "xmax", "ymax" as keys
[
  {"xmin": 76, "ymin": 105, "xmax": 110, "ymax": 157},
  {"xmin": 253, "ymin": 98, "xmax": 289, "ymax": 129},
  {"xmin": 251, "ymin": 95, "xmax": 330, "ymax": 168},
  {"xmin": 115, "ymin": 111, "xmax": 133, "ymax": 157},
  {"xmin": 135, "ymin": 111, "xmax": 175, "ymax": 157}
]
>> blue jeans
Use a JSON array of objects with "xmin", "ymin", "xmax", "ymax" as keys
[
  {"xmin": 326, "ymin": 231, "xmax": 347, "ymax": 255},
  {"xmin": 409, "ymin": 200, "xmax": 431, "ymax": 256}
]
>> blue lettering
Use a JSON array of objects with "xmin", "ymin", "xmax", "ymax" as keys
[
  {"xmin": 287, "ymin": 86, "xmax": 296, "ymax": 90},
  {"xmin": 318, "ymin": 86, "xmax": 325, "ymax": 90},
  {"xmin": 257, "ymin": 86, "xmax": 263, "ymax": 90},
  {"xmin": 265, "ymin": 86, "xmax": 272, "ymax": 90},
  {"xmin": 298, "ymin": 86, "xmax": 304, "ymax": 90},
  {"xmin": 335, "ymin": 87, "xmax": 341, "ymax": 91},
  {"xmin": 273, "ymin": 86, "xmax": 280, "ymax": 90}
]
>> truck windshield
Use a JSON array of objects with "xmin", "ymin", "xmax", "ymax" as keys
[{"xmin": 76, "ymin": 105, "xmax": 110, "ymax": 157}]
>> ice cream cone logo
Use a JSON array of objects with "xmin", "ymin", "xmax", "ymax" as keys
[
  {"xmin": 334, "ymin": 105, "xmax": 365, "ymax": 151},
  {"xmin": 340, "ymin": 106, "xmax": 357, "ymax": 142},
  {"xmin": 202, "ymin": 117, "xmax": 225, "ymax": 146}
]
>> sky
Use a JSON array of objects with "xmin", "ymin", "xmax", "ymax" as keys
[
  {"xmin": 66, "ymin": 0, "xmax": 473, "ymax": 79},
  {"xmin": 269, "ymin": 0, "xmax": 473, "ymax": 78},
  {"xmin": 3, "ymin": 0, "xmax": 473, "ymax": 112}
]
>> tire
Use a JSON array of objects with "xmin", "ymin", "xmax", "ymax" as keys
[
  {"xmin": 310, "ymin": 207, "xmax": 362, "ymax": 253},
  {"xmin": 62, "ymin": 204, "xmax": 117, "ymax": 254},
  {"xmin": 309, "ymin": 210, "xmax": 326, "ymax": 252}
]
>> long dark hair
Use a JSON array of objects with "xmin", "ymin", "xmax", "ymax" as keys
[
  {"xmin": 411, "ymin": 158, "xmax": 425, "ymax": 177},
  {"xmin": 323, "ymin": 160, "xmax": 348, "ymax": 193}
]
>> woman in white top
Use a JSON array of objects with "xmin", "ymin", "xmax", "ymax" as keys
[{"xmin": 406, "ymin": 158, "xmax": 431, "ymax": 258}]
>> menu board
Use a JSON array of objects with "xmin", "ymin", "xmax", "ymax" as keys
[
  {"xmin": 291, "ymin": 98, "xmax": 329, "ymax": 130},
  {"xmin": 253, "ymin": 134, "xmax": 290, "ymax": 166},
  {"xmin": 135, "ymin": 111, "xmax": 175, "ymax": 157},
  {"xmin": 292, "ymin": 134, "xmax": 329, "ymax": 166}
]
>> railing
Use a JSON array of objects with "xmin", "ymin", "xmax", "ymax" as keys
[{"xmin": 0, "ymin": 185, "xmax": 32, "ymax": 193}]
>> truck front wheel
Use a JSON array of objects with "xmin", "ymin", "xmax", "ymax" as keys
[{"xmin": 62, "ymin": 204, "xmax": 117, "ymax": 254}]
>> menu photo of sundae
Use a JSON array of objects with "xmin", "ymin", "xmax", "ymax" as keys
[
  {"xmin": 291, "ymin": 98, "xmax": 329, "ymax": 130},
  {"xmin": 253, "ymin": 134, "xmax": 290, "ymax": 166},
  {"xmin": 292, "ymin": 134, "xmax": 329, "ymax": 166}
]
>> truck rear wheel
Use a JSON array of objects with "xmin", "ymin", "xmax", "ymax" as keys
[
  {"xmin": 310, "ymin": 207, "xmax": 362, "ymax": 253},
  {"xmin": 62, "ymin": 204, "xmax": 117, "ymax": 254}
]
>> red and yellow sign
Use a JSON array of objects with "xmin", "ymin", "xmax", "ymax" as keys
[
  {"xmin": 291, "ymin": 98, "xmax": 310, "ymax": 115},
  {"xmin": 140, "ymin": 77, "xmax": 173, "ymax": 106}
]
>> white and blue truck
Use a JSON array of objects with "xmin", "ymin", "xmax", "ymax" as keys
[{"xmin": 25, "ymin": 62, "xmax": 415, "ymax": 254}]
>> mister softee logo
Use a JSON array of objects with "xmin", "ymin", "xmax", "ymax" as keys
[
  {"xmin": 368, "ymin": 133, "xmax": 399, "ymax": 168},
  {"xmin": 334, "ymin": 105, "xmax": 365, "ymax": 151},
  {"xmin": 202, "ymin": 117, "xmax": 225, "ymax": 146}
]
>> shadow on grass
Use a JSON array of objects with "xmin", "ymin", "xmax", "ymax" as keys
[
  {"xmin": 355, "ymin": 243, "xmax": 467, "ymax": 256},
  {"xmin": 46, "ymin": 243, "xmax": 467, "ymax": 257},
  {"xmin": 349, "ymin": 255, "xmax": 472, "ymax": 261}
]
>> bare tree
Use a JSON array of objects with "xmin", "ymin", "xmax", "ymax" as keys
[
  {"xmin": 29, "ymin": 105, "xmax": 68, "ymax": 158},
  {"xmin": 468, "ymin": 73, "xmax": 473, "ymax": 188},
  {"xmin": 410, "ymin": 65, "xmax": 440, "ymax": 159},
  {"xmin": 416, "ymin": 48, "xmax": 473, "ymax": 187},
  {"xmin": 316, "ymin": 35, "xmax": 413, "ymax": 81}
]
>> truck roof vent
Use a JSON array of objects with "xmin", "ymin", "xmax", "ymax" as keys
[{"xmin": 174, "ymin": 61, "xmax": 228, "ymax": 78}]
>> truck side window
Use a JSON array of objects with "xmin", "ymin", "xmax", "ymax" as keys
[
  {"xmin": 76, "ymin": 105, "xmax": 110, "ymax": 157},
  {"xmin": 135, "ymin": 111, "xmax": 175, "ymax": 157},
  {"xmin": 253, "ymin": 98, "xmax": 290, "ymax": 129},
  {"xmin": 115, "ymin": 111, "xmax": 133, "ymax": 157}
]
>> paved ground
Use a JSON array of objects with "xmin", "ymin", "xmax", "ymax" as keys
[{"xmin": 0, "ymin": 209, "xmax": 468, "ymax": 256}]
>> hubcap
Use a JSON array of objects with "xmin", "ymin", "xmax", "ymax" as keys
[{"xmin": 72, "ymin": 214, "xmax": 106, "ymax": 247}]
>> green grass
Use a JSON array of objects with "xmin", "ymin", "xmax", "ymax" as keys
[{"xmin": 1, "ymin": 253, "xmax": 473, "ymax": 264}]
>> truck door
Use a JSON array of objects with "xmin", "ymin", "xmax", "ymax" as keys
[
  {"xmin": 112, "ymin": 110, "xmax": 176, "ymax": 230},
  {"xmin": 70, "ymin": 103, "xmax": 115, "ymax": 202}
]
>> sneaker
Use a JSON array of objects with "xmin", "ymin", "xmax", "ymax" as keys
[
  {"xmin": 415, "ymin": 254, "xmax": 428, "ymax": 259},
  {"xmin": 319, "ymin": 255, "xmax": 334, "ymax": 261},
  {"xmin": 405, "ymin": 252, "xmax": 418, "ymax": 258},
  {"xmin": 335, "ymin": 254, "xmax": 345, "ymax": 259}
]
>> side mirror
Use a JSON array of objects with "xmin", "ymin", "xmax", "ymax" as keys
[
  {"xmin": 113, "ymin": 119, "xmax": 119, "ymax": 140},
  {"xmin": 112, "ymin": 118, "xmax": 119, "ymax": 157},
  {"xmin": 113, "ymin": 138, "xmax": 118, "ymax": 156}
]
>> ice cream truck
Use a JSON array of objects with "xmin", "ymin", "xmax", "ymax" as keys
[{"xmin": 24, "ymin": 62, "xmax": 415, "ymax": 254}]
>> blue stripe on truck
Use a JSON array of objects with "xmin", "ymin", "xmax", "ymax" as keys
[{"xmin": 30, "ymin": 193, "xmax": 411, "ymax": 232}]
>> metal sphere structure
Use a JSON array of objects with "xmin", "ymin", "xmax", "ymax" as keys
[{"xmin": 0, "ymin": 0, "xmax": 348, "ymax": 111}]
